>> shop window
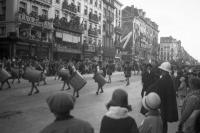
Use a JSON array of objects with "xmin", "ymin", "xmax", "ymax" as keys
[{"xmin": 42, "ymin": 9, "xmax": 48, "ymax": 18}]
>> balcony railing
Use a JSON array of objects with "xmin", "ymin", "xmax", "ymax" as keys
[
  {"xmin": 88, "ymin": 28, "xmax": 98, "ymax": 37},
  {"xmin": 35, "ymin": 0, "xmax": 52, "ymax": 6},
  {"xmin": 54, "ymin": 17, "xmax": 83, "ymax": 34},
  {"xmin": 84, "ymin": 45, "xmax": 95, "ymax": 52},
  {"xmin": 62, "ymin": 1, "xmax": 77, "ymax": 13},
  {"xmin": 89, "ymin": 13, "xmax": 99, "ymax": 23}
]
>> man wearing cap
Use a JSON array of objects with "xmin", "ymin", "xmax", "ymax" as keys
[
  {"xmin": 147, "ymin": 62, "xmax": 178, "ymax": 133},
  {"xmin": 40, "ymin": 93, "xmax": 94, "ymax": 133}
]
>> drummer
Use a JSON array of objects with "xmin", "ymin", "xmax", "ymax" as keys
[
  {"xmin": 0, "ymin": 62, "xmax": 11, "ymax": 90},
  {"xmin": 60, "ymin": 63, "xmax": 71, "ymax": 91},
  {"xmin": 94, "ymin": 61, "xmax": 104, "ymax": 95}
]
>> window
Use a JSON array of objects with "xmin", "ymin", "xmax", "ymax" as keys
[
  {"xmin": 55, "ymin": 10, "xmax": 59, "ymax": 18},
  {"xmin": 89, "ymin": 23, "xmax": 92, "ymax": 29},
  {"xmin": 0, "ymin": 27, "xmax": 5, "ymax": 36},
  {"xmin": 19, "ymin": 2, "xmax": 27, "ymax": 13},
  {"xmin": 103, "ymin": 8, "xmax": 106, "ymax": 17},
  {"xmin": 98, "ymin": 26, "xmax": 101, "ymax": 34},
  {"xmin": 99, "ymin": 13, "xmax": 101, "ymax": 21},
  {"xmin": 84, "ymin": 6, "xmax": 88, "ymax": 15},
  {"xmin": 77, "ymin": 2, "xmax": 81, "ymax": 12},
  {"xmin": 84, "ymin": 21, "xmax": 87, "ymax": 30},
  {"xmin": 95, "ymin": 0, "xmax": 98, "ymax": 7},
  {"xmin": 32, "ymin": 6, "xmax": 38, "ymax": 16},
  {"xmin": 90, "ymin": 8, "xmax": 93, "ymax": 14},
  {"xmin": 90, "ymin": 0, "xmax": 93, "ymax": 5},
  {"xmin": 42, "ymin": 9, "xmax": 48, "ymax": 18},
  {"xmin": 99, "ymin": 1, "xmax": 102, "ymax": 9},
  {"xmin": 56, "ymin": 0, "xmax": 60, "ymax": 4}
]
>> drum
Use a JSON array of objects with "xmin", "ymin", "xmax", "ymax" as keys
[
  {"xmin": 23, "ymin": 67, "xmax": 42, "ymax": 82},
  {"xmin": 93, "ymin": 73, "xmax": 107, "ymax": 86},
  {"xmin": 69, "ymin": 71, "xmax": 87, "ymax": 91},
  {"xmin": 11, "ymin": 67, "xmax": 20, "ymax": 78},
  {"xmin": 59, "ymin": 69, "xmax": 71, "ymax": 81},
  {"xmin": 0, "ymin": 68, "xmax": 11, "ymax": 82}
]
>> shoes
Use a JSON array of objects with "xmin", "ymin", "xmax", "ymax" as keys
[
  {"xmin": 100, "ymin": 90, "xmax": 104, "ymax": 93},
  {"xmin": 60, "ymin": 89, "xmax": 64, "ymax": 91},
  {"xmin": 126, "ymin": 83, "xmax": 130, "ymax": 86},
  {"xmin": 76, "ymin": 94, "xmax": 79, "ymax": 98},
  {"xmin": 96, "ymin": 92, "xmax": 99, "ymax": 95},
  {"xmin": 28, "ymin": 93, "xmax": 32, "ymax": 96},
  {"xmin": 66, "ymin": 87, "xmax": 71, "ymax": 90},
  {"xmin": 34, "ymin": 90, "xmax": 39, "ymax": 94}
]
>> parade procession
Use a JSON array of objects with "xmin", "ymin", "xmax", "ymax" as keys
[{"xmin": 0, "ymin": 0, "xmax": 200, "ymax": 133}]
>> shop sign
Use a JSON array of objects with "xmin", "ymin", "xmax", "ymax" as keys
[{"xmin": 17, "ymin": 13, "xmax": 53, "ymax": 29}]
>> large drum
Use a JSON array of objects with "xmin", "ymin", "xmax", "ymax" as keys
[
  {"xmin": 0, "ymin": 68, "xmax": 11, "ymax": 82},
  {"xmin": 11, "ymin": 67, "xmax": 21, "ymax": 78},
  {"xmin": 59, "ymin": 69, "xmax": 71, "ymax": 82},
  {"xmin": 69, "ymin": 71, "xmax": 87, "ymax": 91},
  {"xmin": 23, "ymin": 67, "xmax": 42, "ymax": 82},
  {"xmin": 93, "ymin": 73, "xmax": 107, "ymax": 86}
]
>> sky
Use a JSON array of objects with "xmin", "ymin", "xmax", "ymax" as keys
[{"xmin": 119, "ymin": 0, "xmax": 200, "ymax": 62}]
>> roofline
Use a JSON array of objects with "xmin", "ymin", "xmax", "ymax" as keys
[{"xmin": 115, "ymin": 0, "xmax": 123, "ymax": 7}]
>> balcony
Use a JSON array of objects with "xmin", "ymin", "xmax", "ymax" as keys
[
  {"xmin": 84, "ymin": 45, "xmax": 95, "ymax": 52},
  {"xmin": 35, "ymin": 0, "xmax": 52, "ymax": 7},
  {"xmin": 106, "ymin": 15, "xmax": 114, "ymax": 23},
  {"xmin": 54, "ymin": 17, "xmax": 83, "ymax": 34},
  {"xmin": 89, "ymin": 13, "xmax": 99, "ymax": 24},
  {"xmin": 39, "ymin": 15, "xmax": 48, "ymax": 21},
  {"xmin": 114, "ymin": 26, "xmax": 122, "ymax": 35},
  {"xmin": 88, "ymin": 28, "xmax": 98, "ymax": 38},
  {"xmin": 103, "ymin": 0, "xmax": 115, "ymax": 9},
  {"xmin": 62, "ymin": 1, "xmax": 77, "ymax": 14}
]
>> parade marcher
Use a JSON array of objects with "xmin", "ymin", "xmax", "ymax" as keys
[
  {"xmin": 178, "ymin": 77, "xmax": 200, "ymax": 133},
  {"xmin": 123, "ymin": 61, "xmax": 132, "ymax": 86},
  {"xmin": 0, "ymin": 62, "xmax": 11, "ymax": 90},
  {"xmin": 60, "ymin": 65, "xmax": 71, "ymax": 91},
  {"xmin": 93, "ymin": 61, "xmax": 105, "ymax": 95},
  {"xmin": 177, "ymin": 77, "xmax": 187, "ymax": 107},
  {"xmin": 147, "ymin": 62, "xmax": 178, "ymax": 133},
  {"xmin": 40, "ymin": 93, "xmax": 94, "ymax": 133},
  {"xmin": 106, "ymin": 60, "xmax": 113, "ymax": 83},
  {"xmin": 141, "ymin": 64, "xmax": 157, "ymax": 97},
  {"xmin": 100, "ymin": 89, "xmax": 139, "ymax": 133},
  {"xmin": 139, "ymin": 92, "xmax": 163, "ymax": 133}
]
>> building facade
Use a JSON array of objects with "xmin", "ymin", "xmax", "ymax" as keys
[
  {"xmin": 121, "ymin": 5, "xmax": 159, "ymax": 64},
  {"xmin": 159, "ymin": 36, "xmax": 181, "ymax": 62},
  {"xmin": 0, "ymin": 0, "xmax": 123, "ymax": 61},
  {"xmin": 0, "ymin": 0, "xmax": 54, "ymax": 59}
]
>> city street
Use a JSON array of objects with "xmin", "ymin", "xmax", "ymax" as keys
[{"xmin": 0, "ymin": 72, "xmax": 179, "ymax": 133}]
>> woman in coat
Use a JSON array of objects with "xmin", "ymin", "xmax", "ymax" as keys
[
  {"xmin": 100, "ymin": 89, "xmax": 139, "ymax": 133},
  {"xmin": 178, "ymin": 77, "xmax": 200, "ymax": 133}
]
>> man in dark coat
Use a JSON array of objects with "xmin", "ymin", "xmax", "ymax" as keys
[
  {"xmin": 141, "ymin": 64, "xmax": 157, "ymax": 97},
  {"xmin": 147, "ymin": 62, "xmax": 178, "ymax": 133}
]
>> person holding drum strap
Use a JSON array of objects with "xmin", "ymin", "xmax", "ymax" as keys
[
  {"xmin": 94, "ymin": 61, "xmax": 104, "ymax": 95},
  {"xmin": 0, "ymin": 62, "xmax": 11, "ymax": 90},
  {"xmin": 60, "ymin": 64, "xmax": 71, "ymax": 91}
]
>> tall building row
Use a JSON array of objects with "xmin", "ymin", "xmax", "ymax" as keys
[{"xmin": 0, "ymin": 0, "xmax": 123, "ymax": 61}]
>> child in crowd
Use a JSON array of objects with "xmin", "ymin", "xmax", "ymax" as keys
[{"xmin": 139, "ymin": 92, "xmax": 163, "ymax": 133}]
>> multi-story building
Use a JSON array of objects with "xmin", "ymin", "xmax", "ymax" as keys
[
  {"xmin": 81, "ymin": 0, "xmax": 103, "ymax": 60},
  {"xmin": 51, "ymin": 0, "xmax": 84, "ymax": 61},
  {"xmin": 102, "ymin": 0, "xmax": 115, "ymax": 60},
  {"xmin": 159, "ymin": 36, "xmax": 181, "ymax": 62},
  {"xmin": 113, "ymin": 0, "xmax": 123, "ymax": 59},
  {"xmin": 121, "ymin": 5, "xmax": 159, "ymax": 64},
  {"xmin": 0, "ymin": 0, "xmax": 54, "ymax": 59}
]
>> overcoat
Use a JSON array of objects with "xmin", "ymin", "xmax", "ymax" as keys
[{"xmin": 147, "ymin": 74, "xmax": 179, "ymax": 122}]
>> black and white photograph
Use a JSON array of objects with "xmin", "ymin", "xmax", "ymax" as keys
[{"xmin": 0, "ymin": 0, "xmax": 200, "ymax": 133}]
